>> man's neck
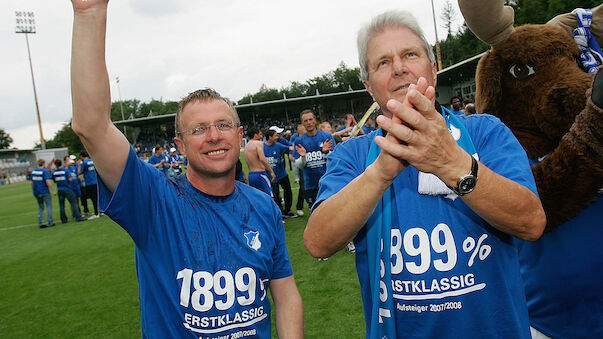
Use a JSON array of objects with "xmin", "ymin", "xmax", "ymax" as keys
[
  {"xmin": 186, "ymin": 169, "xmax": 235, "ymax": 196},
  {"xmin": 306, "ymin": 129, "xmax": 317, "ymax": 137}
]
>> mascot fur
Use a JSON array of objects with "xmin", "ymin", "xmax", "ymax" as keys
[{"xmin": 458, "ymin": 1, "xmax": 602, "ymax": 338}]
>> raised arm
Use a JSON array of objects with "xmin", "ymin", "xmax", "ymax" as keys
[{"xmin": 70, "ymin": 0, "xmax": 130, "ymax": 193}]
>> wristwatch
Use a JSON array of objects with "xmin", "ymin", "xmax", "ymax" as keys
[{"xmin": 449, "ymin": 156, "xmax": 479, "ymax": 196}]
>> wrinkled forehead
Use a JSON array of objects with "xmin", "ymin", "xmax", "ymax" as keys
[{"xmin": 367, "ymin": 24, "xmax": 427, "ymax": 59}]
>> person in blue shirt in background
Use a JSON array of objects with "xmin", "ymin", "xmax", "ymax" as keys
[
  {"xmin": 289, "ymin": 124, "xmax": 306, "ymax": 216},
  {"xmin": 80, "ymin": 151, "xmax": 100, "ymax": 219},
  {"xmin": 450, "ymin": 96, "xmax": 464, "ymax": 116},
  {"xmin": 169, "ymin": 147, "xmax": 184, "ymax": 177},
  {"xmin": 65, "ymin": 155, "xmax": 83, "ymax": 216},
  {"xmin": 30, "ymin": 159, "xmax": 56, "ymax": 228},
  {"xmin": 292, "ymin": 109, "xmax": 335, "ymax": 206},
  {"xmin": 362, "ymin": 117, "xmax": 376, "ymax": 135},
  {"xmin": 52, "ymin": 159, "xmax": 85, "ymax": 224},
  {"xmin": 264, "ymin": 126, "xmax": 296, "ymax": 219},
  {"xmin": 147, "ymin": 146, "xmax": 170, "ymax": 175},
  {"xmin": 76, "ymin": 157, "xmax": 90, "ymax": 215}
]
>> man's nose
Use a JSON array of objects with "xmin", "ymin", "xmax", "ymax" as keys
[
  {"xmin": 393, "ymin": 56, "xmax": 407, "ymax": 76},
  {"xmin": 205, "ymin": 125, "xmax": 221, "ymax": 141}
]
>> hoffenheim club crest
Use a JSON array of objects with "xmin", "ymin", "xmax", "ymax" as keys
[{"xmin": 244, "ymin": 231, "xmax": 261, "ymax": 250}]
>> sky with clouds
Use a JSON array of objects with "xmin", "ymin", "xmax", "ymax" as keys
[{"xmin": 2, "ymin": 0, "xmax": 464, "ymax": 149}]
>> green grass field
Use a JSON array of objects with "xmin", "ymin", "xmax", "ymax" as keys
[{"xmin": 0, "ymin": 163, "xmax": 365, "ymax": 338}]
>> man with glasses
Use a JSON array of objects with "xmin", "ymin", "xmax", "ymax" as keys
[{"xmin": 69, "ymin": 1, "xmax": 303, "ymax": 337}]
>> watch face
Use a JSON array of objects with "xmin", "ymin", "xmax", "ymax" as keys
[{"xmin": 460, "ymin": 176, "xmax": 477, "ymax": 192}]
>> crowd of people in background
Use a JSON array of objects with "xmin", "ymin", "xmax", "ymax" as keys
[
  {"xmin": 130, "ymin": 95, "xmax": 472, "ymax": 161},
  {"xmin": 31, "ymin": 96, "xmax": 471, "ymax": 231},
  {"xmin": 30, "ymin": 151, "xmax": 100, "ymax": 228}
]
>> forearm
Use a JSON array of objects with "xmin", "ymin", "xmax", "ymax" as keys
[
  {"xmin": 304, "ymin": 164, "xmax": 391, "ymax": 258},
  {"xmin": 70, "ymin": 2, "xmax": 129, "ymax": 192},
  {"xmin": 71, "ymin": 6, "xmax": 112, "ymax": 136},
  {"xmin": 462, "ymin": 163, "xmax": 546, "ymax": 241},
  {"xmin": 271, "ymin": 277, "xmax": 304, "ymax": 339},
  {"xmin": 263, "ymin": 161, "xmax": 274, "ymax": 174},
  {"xmin": 46, "ymin": 180, "xmax": 56, "ymax": 194}
]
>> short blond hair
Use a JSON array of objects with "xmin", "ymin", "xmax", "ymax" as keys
[{"xmin": 175, "ymin": 88, "xmax": 239, "ymax": 135}]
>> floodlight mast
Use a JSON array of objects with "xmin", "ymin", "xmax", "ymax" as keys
[
  {"xmin": 430, "ymin": 0, "xmax": 444, "ymax": 71},
  {"xmin": 15, "ymin": 11, "xmax": 45, "ymax": 149}
]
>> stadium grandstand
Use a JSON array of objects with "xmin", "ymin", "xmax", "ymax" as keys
[{"xmin": 115, "ymin": 52, "xmax": 484, "ymax": 157}]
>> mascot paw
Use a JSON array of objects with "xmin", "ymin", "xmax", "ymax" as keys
[{"xmin": 592, "ymin": 68, "xmax": 603, "ymax": 108}]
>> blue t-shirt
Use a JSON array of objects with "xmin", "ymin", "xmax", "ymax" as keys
[
  {"xmin": 515, "ymin": 159, "xmax": 603, "ymax": 339},
  {"xmin": 31, "ymin": 168, "xmax": 51, "ymax": 195},
  {"xmin": 148, "ymin": 154, "xmax": 169, "ymax": 174},
  {"xmin": 81, "ymin": 158, "xmax": 98, "ymax": 186},
  {"xmin": 277, "ymin": 137, "xmax": 291, "ymax": 147},
  {"xmin": 98, "ymin": 147, "xmax": 293, "ymax": 338},
  {"xmin": 451, "ymin": 108, "xmax": 464, "ymax": 116},
  {"xmin": 66, "ymin": 165, "xmax": 81, "ymax": 195},
  {"xmin": 362, "ymin": 125, "xmax": 375, "ymax": 135},
  {"xmin": 170, "ymin": 155, "xmax": 183, "ymax": 176},
  {"xmin": 293, "ymin": 131, "xmax": 335, "ymax": 190},
  {"xmin": 264, "ymin": 142, "xmax": 290, "ymax": 181},
  {"xmin": 52, "ymin": 167, "xmax": 72, "ymax": 192},
  {"xmin": 289, "ymin": 134, "xmax": 299, "ymax": 145},
  {"xmin": 316, "ymin": 114, "xmax": 536, "ymax": 339}
]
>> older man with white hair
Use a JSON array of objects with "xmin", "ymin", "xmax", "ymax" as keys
[{"xmin": 304, "ymin": 9, "xmax": 545, "ymax": 339}]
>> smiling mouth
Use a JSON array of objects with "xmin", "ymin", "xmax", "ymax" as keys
[{"xmin": 207, "ymin": 150, "xmax": 227, "ymax": 156}]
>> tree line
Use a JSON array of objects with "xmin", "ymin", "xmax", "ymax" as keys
[
  {"xmin": 10, "ymin": 0, "xmax": 597, "ymax": 154},
  {"xmin": 437, "ymin": 0, "xmax": 601, "ymax": 69}
]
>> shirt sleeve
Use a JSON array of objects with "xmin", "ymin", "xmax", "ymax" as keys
[
  {"xmin": 314, "ymin": 137, "xmax": 367, "ymax": 210},
  {"xmin": 278, "ymin": 143, "xmax": 290, "ymax": 155},
  {"xmin": 97, "ymin": 146, "xmax": 167, "ymax": 247},
  {"xmin": 277, "ymin": 137, "xmax": 292, "ymax": 147},
  {"xmin": 292, "ymin": 139, "xmax": 301, "ymax": 159},
  {"xmin": 467, "ymin": 114, "xmax": 538, "ymax": 196}
]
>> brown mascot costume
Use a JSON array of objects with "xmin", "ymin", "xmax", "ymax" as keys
[{"xmin": 459, "ymin": 0, "xmax": 602, "ymax": 338}]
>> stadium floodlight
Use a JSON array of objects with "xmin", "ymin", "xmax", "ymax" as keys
[
  {"xmin": 430, "ymin": 0, "xmax": 444, "ymax": 71},
  {"xmin": 15, "ymin": 11, "xmax": 45, "ymax": 149}
]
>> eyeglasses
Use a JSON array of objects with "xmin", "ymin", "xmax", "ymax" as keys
[{"xmin": 178, "ymin": 120, "xmax": 239, "ymax": 137}]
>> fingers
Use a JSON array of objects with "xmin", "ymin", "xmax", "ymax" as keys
[
  {"xmin": 374, "ymin": 135, "xmax": 411, "ymax": 163},
  {"xmin": 386, "ymin": 99, "xmax": 424, "ymax": 131},
  {"xmin": 406, "ymin": 85, "xmax": 439, "ymax": 120},
  {"xmin": 377, "ymin": 114, "xmax": 415, "ymax": 145}
]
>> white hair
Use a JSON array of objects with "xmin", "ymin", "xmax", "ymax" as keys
[{"xmin": 357, "ymin": 10, "xmax": 436, "ymax": 80}]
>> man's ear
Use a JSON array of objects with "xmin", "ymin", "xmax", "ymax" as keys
[
  {"xmin": 174, "ymin": 137, "xmax": 186, "ymax": 156},
  {"xmin": 238, "ymin": 126, "xmax": 243, "ymax": 148},
  {"xmin": 363, "ymin": 79, "xmax": 375, "ymax": 101}
]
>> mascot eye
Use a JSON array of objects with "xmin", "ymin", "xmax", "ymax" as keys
[{"xmin": 508, "ymin": 64, "xmax": 536, "ymax": 80}]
